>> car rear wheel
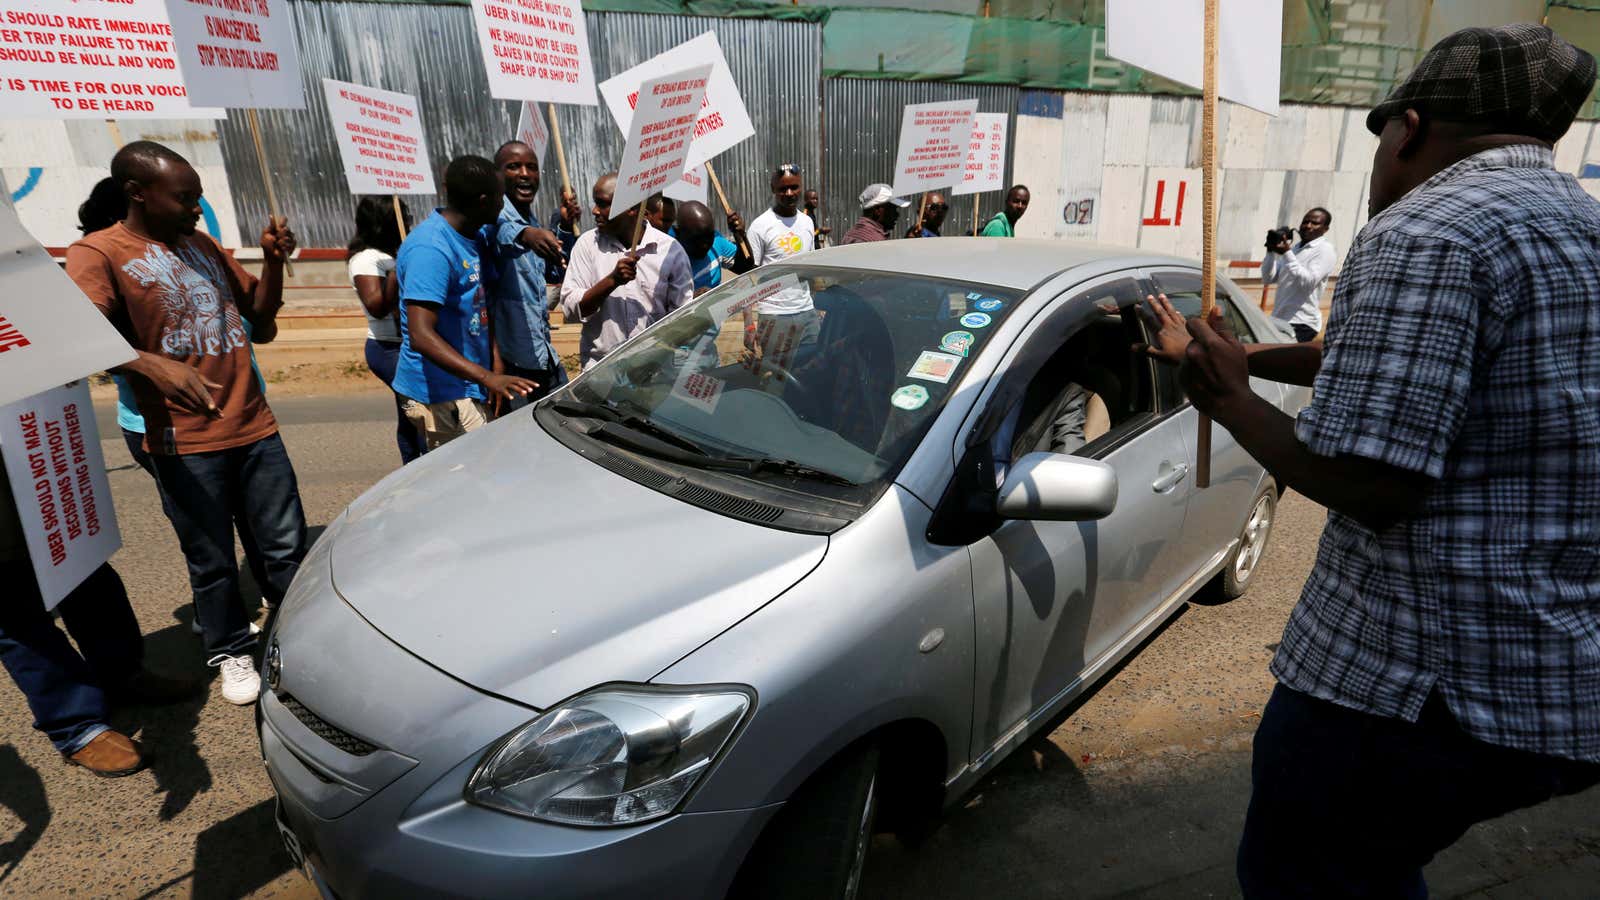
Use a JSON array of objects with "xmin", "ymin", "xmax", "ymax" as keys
[
  {"xmin": 1197, "ymin": 481, "xmax": 1276, "ymax": 604},
  {"xmin": 729, "ymin": 742, "xmax": 880, "ymax": 900}
]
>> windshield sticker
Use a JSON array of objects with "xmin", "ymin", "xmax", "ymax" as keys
[
  {"xmin": 974, "ymin": 297, "xmax": 1004, "ymax": 312},
  {"xmin": 959, "ymin": 312, "xmax": 992, "ymax": 329},
  {"xmin": 907, "ymin": 351, "xmax": 963, "ymax": 384},
  {"xmin": 710, "ymin": 272, "xmax": 805, "ymax": 320},
  {"xmin": 891, "ymin": 384, "xmax": 930, "ymax": 410},
  {"xmin": 939, "ymin": 330, "xmax": 975, "ymax": 357},
  {"xmin": 670, "ymin": 370, "xmax": 726, "ymax": 414}
]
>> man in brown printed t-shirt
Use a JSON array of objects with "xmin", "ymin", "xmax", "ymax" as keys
[{"xmin": 66, "ymin": 141, "xmax": 307, "ymax": 706}]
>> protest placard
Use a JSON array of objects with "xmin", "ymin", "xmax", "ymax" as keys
[
  {"xmin": 515, "ymin": 100, "xmax": 550, "ymax": 169},
  {"xmin": 0, "ymin": 0, "xmax": 223, "ymax": 118},
  {"xmin": 953, "ymin": 112, "xmax": 1007, "ymax": 197},
  {"xmin": 613, "ymin": 64, "xmax": 712, "ymax": 225},
  {"xmin": 322, "ymin": 78, "xmax": 436, "ymax": 195},
  {"xmin": 164, "ymin": 0, "xmax": 303, "ymax": 109},
  {"xmin": 469, "ymin": 0, "xmax": 595, "ymax": 106},
  {"xmin": 0, "ymin": 197, "xmax": 135, "ymax": 408},
  {"xmin": 598, "ymin": 32, "xmax": 755, "ymax": 172},
  {"xmin": 0, "ymin": 381, "xmax": 122, "ymax": 609},
  {"xmin": 1105, "ymin": 0, "xmax": 1281, "ymax": 116},
  {"xmin": 663, "ymin": 164, "xmax": 708, "ymax": 206},
  {"xmin": 890, "ymin": 99, "xmax": 979, "ymax": 197}
]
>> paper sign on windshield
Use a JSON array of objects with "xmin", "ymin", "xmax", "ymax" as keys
[
  {"xmin": 469, "ymin": 0, "xmax": 595, "ymax": 105},
  {"xmin": 0, "ymin": 381, "xmax": 122, "ymax": 609},
  {"xmin": 891, "ymin": 99, "xmax": 979, "ymax": 197},
  {"xmin": 165, "ymin": 0, "xmax": 304, "ymax": 109},
  {"xmin": 612, "ymin": 64, "xmax": 712, "ymax": 215},
  {"xmin": 322, "ymin": 78, "xmax": 436, "ymax": 195},
  {"xmin": 0, "ymin": 0, "xmax": 224, "ymax": 118},
  {"xmin": 598, "ymin": 32, "xmax": 756, "ymax": 171},
  {"xmin": 1105, "ymin": 0, "xmax": 1282, "ymax": 116},
  {"xmin": 953, "ymin": 112, "xmax": 1007, "ymax": 197}
]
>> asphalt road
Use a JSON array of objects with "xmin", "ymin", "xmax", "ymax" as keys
[{"xmin": 0, "ymin": 387, "xmax": 1594, "ymax": 899}]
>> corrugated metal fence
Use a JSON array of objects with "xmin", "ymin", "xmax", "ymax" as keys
[
  {"xmin": 218, "ymin": 3, "xmax": 1027, "ymax": 247},
  {"xmin": 219, "ymin": 6, "xmax": 823, "ymax": 248}
]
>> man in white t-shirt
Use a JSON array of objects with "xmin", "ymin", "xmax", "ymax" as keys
[{"xmin": 742, "ymin": 164, "xmax": 819, "ymax": 371}]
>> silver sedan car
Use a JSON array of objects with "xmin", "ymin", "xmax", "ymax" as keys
[{"xmin": 260, "ymin": 239, "xmax": 1306, "ymax": 899}]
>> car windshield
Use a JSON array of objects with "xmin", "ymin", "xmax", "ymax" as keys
[{"xmin": 561, "ymin": 264, "xmax": 1025, "ymax": 493}]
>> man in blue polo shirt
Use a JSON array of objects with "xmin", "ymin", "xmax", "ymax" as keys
[
  {"xmin": 488, "ymin": 140, "xmax": 575, "ymax": 409},
  {"xmin": 395, "ymin": 155, "xmax": 537, "ymax": 450},
  {"xmin": 672, "ymin": 200, "xmax": 752, "ymax": 294}
]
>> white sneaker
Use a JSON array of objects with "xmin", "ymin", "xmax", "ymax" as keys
[
  {"xmin": 191, "ymin": 619, "xmax": 263, "ymax": 636},
  {"xmin": 208, "ymin": 653, "xmax": 261, "ymax": 705}
]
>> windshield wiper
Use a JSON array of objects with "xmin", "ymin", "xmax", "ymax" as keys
[
  {"xmin": 550, "ymin": 397, "xmax": 710, "ymax": 455},
  {"xmin": 737, "ymin": 457, "xmax": 859, "ymax": 486}
]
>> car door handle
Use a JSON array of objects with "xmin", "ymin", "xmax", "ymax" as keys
[{"xmin": 1152, "ymin": 463, "xmax": 1190, "ymax": 493}]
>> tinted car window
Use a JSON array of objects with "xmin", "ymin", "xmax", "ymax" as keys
[
  {"xmin": 565, "ymin": 265, "xmax": 1025, "ymax": 493},
  {"xmin": 1151, "ymin": 272, "xmax": 1259, "ymax": 342}
]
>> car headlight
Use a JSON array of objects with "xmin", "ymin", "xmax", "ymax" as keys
[{"xmin": 465, "ymin": 686, "xmax": 751, "ymax": 826}]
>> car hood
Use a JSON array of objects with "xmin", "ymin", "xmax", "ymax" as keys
[{"xmin": 329, "ymin": 411, "xmax": 828, "ymax": 710}]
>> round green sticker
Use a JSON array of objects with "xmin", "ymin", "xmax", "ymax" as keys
[
  {"xmin": 940, "ymin": 330, "xmax": 976, "ymax": 357},
  {"xmin": 891, "ymin": 384, "xmax": 930, "ymax": 411}
]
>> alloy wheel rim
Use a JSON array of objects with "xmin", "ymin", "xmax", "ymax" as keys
[
  {"xmin": 844, "ymin": 774, "xmax": 877, "ymax": 899},
  {"xmin": 1234, "ymin": 496, "xmax": 1272, "ymax": 582}
]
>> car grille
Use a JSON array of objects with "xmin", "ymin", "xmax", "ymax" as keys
[{"xmin": 277, "ymin": 692, "xmax": 379, "ymax": 757}]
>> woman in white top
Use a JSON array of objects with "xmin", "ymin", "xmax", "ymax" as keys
[{"xmin": 347, "ymin": 196, "xmax": 421, "ymax": 463}]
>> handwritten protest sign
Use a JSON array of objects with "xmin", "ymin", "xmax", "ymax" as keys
[
  {"xmin": 0, "ymin": 0, "xmax": 223, "ymax": 117},
  {"xmin": 613, "ymin": 64, "xmax": 712, "ymax": 218},
  {"xmin": 164, "ymin": 0, "xmax": 303, "ymax": 109},
  {"xmin": 0, "ymin": 197, "xmax": 135, "ymax": 408},
  {"xmin": 598, "ymin": 32, "xmax": 755, "ymax": 171},
  {"xmin": 1106, "ymin": 0, "xmax": 1281, "ymax": 116},
  {"xmin": 890, "ymin": 99, "xmax": 979, "ymax": 197},
  {"xmin": 322, "ymin": 78, "xmax": 435, "ymax": 195},
  {"xmin": 953, "ymin": 112, "xmax": 1006, "ymax": 196},
  {"xmin": 663, "ymin": 164, "xmax": 708, "ymax": 206},
  {"xmin": 470, "ymin": 0, "xmax": 594, "ymax": 106},
  {"xmin": 515, "ymin": 100, "xmax": 550, "ymax": 168},
  {"xmin": 0, "ymin": 381, "xmax": 122, "ymax": 609}
]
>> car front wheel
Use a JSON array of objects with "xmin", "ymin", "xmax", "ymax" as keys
[
  {"xmin": 1197, "ymin": 480, "xmax": 1277, "ymax": 604},
  {"xmin": 729, "ymin": 742, "xmax": 880, "ymax": 900}
]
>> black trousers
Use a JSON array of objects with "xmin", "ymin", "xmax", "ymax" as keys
[{"xmin": 1238, "ymin": 684, "xmax": 1600, "ymax": 898}]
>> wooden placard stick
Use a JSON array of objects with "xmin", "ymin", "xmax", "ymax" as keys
[
  {"xmin": 245, "ymin": 108, "xmax": 293, "ymax": 277},
  {"xmin": 915, "ymin": 192, "xmax": 929, "ymax": 236},
  {"xmin": 391, "ymin": 195, "xmax": 408, "ymax": 240},
  {"xmin": 704, "ymin": 161, "xmax": 753, "ymax": 261},
  {"xmin": 629, "ymin": 200, "xmax": 648, "ymax": 251},
  {"xmin": 972, "ymin": 194, "xmax": 980, "ymax": 235},
  {"xmin": 1196, "ymin": 0, "xmax": 1220, "ymax": 488},
  {"xmin": 547, "ymin": 102, "xmax": 580, "ymax": 235}
]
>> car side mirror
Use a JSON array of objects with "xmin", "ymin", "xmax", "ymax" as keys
[{"xmin": 996, "ymin": 452, "xmax": 1118, "ymax": 521}]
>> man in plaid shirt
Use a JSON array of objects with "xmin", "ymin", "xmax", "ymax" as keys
[{"xmin": 1156, "ymin": 24, "xmax": 1600, "ymax": 897}]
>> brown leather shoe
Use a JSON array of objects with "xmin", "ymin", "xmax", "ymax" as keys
[
  {"xmin": 65, "ymin": 730, "xmax": 144, "ymax": 777},
  {"xmin": 115, "ymin": 669, "xmax": 204, "ymax": 706}
]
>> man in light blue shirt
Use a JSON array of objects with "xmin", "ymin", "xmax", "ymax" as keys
[
  {"xmin": 489, "ymin": 140, "xmax": 574, "ymax": 407},
  {"xmin": 671, "ymin": 200, "xmax": 752, "ymax": 294}
]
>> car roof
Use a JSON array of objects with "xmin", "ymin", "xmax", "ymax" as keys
[{"xmin": 775, "ymin": 237, "xmax": 1198, "ymax": 292}]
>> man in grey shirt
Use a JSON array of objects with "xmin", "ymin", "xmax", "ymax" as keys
[{"xmin": 559, "ymin": 173, "xmax": 695, "ymax": 369}]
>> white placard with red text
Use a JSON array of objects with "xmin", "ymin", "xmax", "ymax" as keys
[
  {"xmin": 613, "ymin": 64, "xmax": 712, "ymax": 216},
  {"xmin": 598, "ymin": 32, "xmax": 755, "ymax": 172},
  {"xmin": 662, "ymin": 164, "xmax": 708, "ymax": 206},
  {"xmin": 890, "ymin": 99, "xmax": 979, "ymax": 197},
  {"xmin": 0, "ymin": 195, "xmax": 136, "ymax": 408},
  {"xmin": 164, "ymin": 0, "xmax": 303, "ymax": 109},
  {"xmin": 514, "ymin": 100, "xmax": 551, "ymax": 169},
  {"xmin": 469, "ymin": 0, "xmax": 595, "ymax": 106},
  {"xmin": 0, "ymin": 0, "xmax": 224, "ymax": 118},
  {"xmin": 0, "ymin": 381, "xmax": 122, "ymax": 610},
  {"xmin": 322, "ymin": 78, "xmax": 436, "ymax": 195},
  {"xmin": 953, "ymin": 112, "xmax": 1006, "ymax": 196},
  {"xmin": 1105, "ymin": 0, "xmax": 1281, "ymax": 116}
]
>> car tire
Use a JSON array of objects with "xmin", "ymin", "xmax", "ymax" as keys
[
  {"xmin": 729, "ymin": 742, "xmax": 880, "ymax": 900},
  {"xmin": 1196, "ymin": 481, "xmax": 1277, "ymax": 604}
]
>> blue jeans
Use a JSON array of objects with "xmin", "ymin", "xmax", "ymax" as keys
[
  {"xmin": 1238, "ymin": 684, "xmax": 1600, "ymax": 898},
  {"xmin": 365, "ymin": 338, "xmax": 424, "ymax": 464},
  {"xmin": 149, "ymin": 434, "xmax": 308, "ymax": 657},
  {"xmin": 0, "ymin": 563, "xmax": 142, "ymax": 753}
]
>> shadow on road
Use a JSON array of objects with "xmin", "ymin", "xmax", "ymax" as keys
[
  {"xmin": 0, "ymin": 744, "xmax": 50, "ymax": 886},
  {"xmin": 192, "ymin": 799, "xmax": 295, "ymax": 900}
]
